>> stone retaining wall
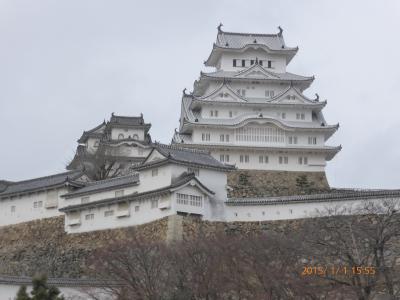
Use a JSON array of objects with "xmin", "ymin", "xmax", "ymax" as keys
[
  {"xmin": 227, "ymin": 170, "xmax": 330, "ymax": 198},
  {"xmin": 0, "ymin": 216, "xmax": 168, "ymax": 278}
]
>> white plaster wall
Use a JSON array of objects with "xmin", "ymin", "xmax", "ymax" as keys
[
  {"xmin": 0, "ymin": 283, "xmax": 113, "ymax": 300},
  {"xmin": 86, "ymin": 137, "xmax": 100, "ymax": 154},
  {"xmin": 209, "ymin": 150, "xmax": 326, "ymax": 172},
  {"xmin": 111, "ymin": 128, "xmax": 145, "ymax": 141},
  {"xmin": 138, "ymin": 165, "xmax": 172, "ymax": 191},
  {"xmin": 200, "ymin": 104, "xmax": 313, "ymax": 123},
  {"xmin": 225, "ymin": 198, "xmax": 399, "ymax": 222},
  {"xmin": 191, "ymin": 127, "xmax": 325, "ymax": 147},
  {"xmin": 61, "ymin": 185, "xmax": 140, "ymax": 207},
  {"xmin": 170, "ymin": 165, "xmax": 228, "ymax": 220},
  {"xmin": 218, "ymin": 49, "xmax": 287, "ymax": 72},
  {"xmin": 203, "ymin": 81, "xmax": 288, "ymax": 99},
  {"xmin": 65, "ymin": 194, "xmax": 174, "ymax": 234},
  {"xmin": 0, "ymin": 187, "xmax": 70, "ymax": 227},
  {"xmin": 62, "ymin": 165, "xmax": 173, "ymax": 208},
  {"xmin": 106, "ymin": 144, "xmax": 150, "ymax": 158}
]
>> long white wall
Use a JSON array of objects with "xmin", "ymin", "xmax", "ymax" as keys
[
  {"xmin": 0, "ymin": 187, "xmax": 70, "ymax": 227},
  {"xmin": 224, "ymin": 198, "xmax": 398, "ymax": 222},
  {"xmin": 65, "ymin": 194, "xmax": 175, "ymax": 234},
  {"xmin": 210, "ymin": 150, "xmax": 326, "ymax": 172}
]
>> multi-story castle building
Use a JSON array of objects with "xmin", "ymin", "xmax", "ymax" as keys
[
  {"xmin": 68, "ymin": 113, "xmax": 152, "ymax": 179},
  {"xmin": 173, "ymin": 25, "xmax": 341, "ymax": 172}
]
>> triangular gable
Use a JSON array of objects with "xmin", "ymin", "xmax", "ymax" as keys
[
  {"xmin": 198, "ymin": 82, "xmax": 246, "ymax": 103},
  {"xmin": 142, "ymin": 148, "xmax": 167, "ymax": 164},
  {"xmin": 234, "ymin": 64, "xmax": 279, "ymax": 79},
  {"xmin": 92, "ymin": 124, "xmax": 106, "ymax": 134},
  {"xmin": 271, "ymin": 86, "xmax": 316, "ymax": 104},
  {"xmin": 170, "ymin": 177, "xmax": 215, "ymax": 197}
]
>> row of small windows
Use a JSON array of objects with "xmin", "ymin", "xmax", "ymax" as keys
[
  {"xmin": 176, "ymin": 193, "xmax": 203, "ymax": 207},
  {"xmin": 235, "ymin": 127, "xmax": 285, "ymax": 143},
  {"xmin": 203, "ymin": 132, "xmax": 318, "ymax": 145},
  {"xmin": 117, "ymin": 133, "xmax": 139, "ymax": 140},
  {"xmin": 233, "ymin": 208, "xmax": 309, "ymax": 218},
  {"xmin": 207, "ymin": 110, "xmax": 305, "ymax": 120},
  {"xmin": 83, "ymin": 199, "xmax": 160, "ymax": 221},
  {"xmin": 231, "ymin": 155, "xmax": 309, "ymax": 165},
  {"xmin": 220, "ymin": 154, "xmax": 230, "ymax": 162},
  {"xmin": 81, "ymin": 189, "xmax": 126, "ymax": 204},
  {"xmin": 233, "ymin": 59, "xmax": 273, "ymax": 68},
  {"xmin": 296, "ymin": 113, "xmax": 305, "ymax": 120},
  {"xmin": 10, "ymin": 200, "xmax": 43, "ymax": 213},
  {"xmin": 219, "ymin": 134, "xmax": 230, "ymax": 142},
  {"xmin": 201, "ymin": 133, "xmax": 211, "ymax": 141},
  {"xmin": 209, "ymin": 110, "xmax": 235, "ymax": 118}
]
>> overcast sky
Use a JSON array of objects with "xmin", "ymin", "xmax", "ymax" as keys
[{"xmin": 1, "ymin": 0, "xmax": 399, "ymax": 188}]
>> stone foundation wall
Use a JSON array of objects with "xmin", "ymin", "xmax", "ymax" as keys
[
  {"xmin": 227, "ymin": 170, "xmax": 330, "ymax": 197},
  {"xmin": 0, "ymin": 216, "xmax": 168, "ymax": 278}
]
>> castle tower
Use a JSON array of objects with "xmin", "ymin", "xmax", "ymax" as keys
[
  {"xmin": 173, "ymin": 25, "xmax": 341, "ymax": 172},
  {"xmin": 68, "ymin": 113, "xmax": 152, "ymax": 179}
]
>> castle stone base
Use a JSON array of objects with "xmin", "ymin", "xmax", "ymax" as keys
[{"xmin": 227, "ymin": 170, "xmax": 330, "ymax": 198}]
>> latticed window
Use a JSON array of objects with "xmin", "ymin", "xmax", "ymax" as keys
[
  {"xmin": 151, "ymin": 198, "xmax": 159, "ymax": 209},
  {"xmin": 104, "ymin": 210, "xmax": 114, "ymax": 217},
  {"xmin": 308, "ymin": 137, "xmax": 317, "ymax": 145},
  {"xmin": 85, "ymin": 213, "xmax": 94, "ymax": 220},
  {"xmin": 288, "ymin": 136, "xmax": 298, "ymax": 144},
  {"xmin": 176, "ymin": 193, "xmax": 202, "ymax": 207},
  {"xmin": 279, "ymin": 156, "xmax": 289, "ymax": 164},
  {"xmin": 235, "ymin": 126, "xmax": 285, "ymax": 143},
  {"xmin": 201, "ymin": 133, "xmax": 211, "ymax": 141}
]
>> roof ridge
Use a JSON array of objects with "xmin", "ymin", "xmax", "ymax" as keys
[
  {"xmin": 155, "ymin": 143, "xmax": 210, "ymax": 154},
  {"xmin": 219, "ymin": 31, "xmax": 279, "ymax": 38},
  {"xmin": 7, "ymin": 170, "xmax": 81, "ymax": 185},
  {"xmin": 85, "ymin": 173, "xmax": 139, "ymax": 186}
]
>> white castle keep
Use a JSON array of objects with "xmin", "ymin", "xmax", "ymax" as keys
[
  {"xmin": 1, "ymin": 26, "xmax": 399, "ymax": 234},
  {"xmin": 173, "ymin": 24, "xmax": 341, "ymax": 172}
]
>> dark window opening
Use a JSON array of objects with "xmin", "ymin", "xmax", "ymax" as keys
[
  {"xmin": 268, "ymin": 60, "xmax": 272, "ymax": 68},
  {"xmin": 233, "ymin": 59, "xmax": 236, "ymax": 67},
  {"xmin": 250, "ymin": 60, "xmax": 254, "ymax": 65},
  {"xmin": 241, "ymin": 59, "xmax": 245, "ymax": 67}
]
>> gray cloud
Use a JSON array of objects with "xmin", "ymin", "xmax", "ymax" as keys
[{"xmin": 1, "ymin": 0, "xmax": 399, "ymax": 188}]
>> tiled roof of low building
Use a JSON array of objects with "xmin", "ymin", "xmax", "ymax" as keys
[
  {"xmin": 0, "ymin": 171, "xmax": 83, "ymax": 198},
  {"xmin": 60, "ymin": 172, "xmax": 214, "ymax": 212},
  {"xmin": 136, "ymin": 143, "xmax": 236, "ymax": 171},
  {"xmin": 62, "ymin": 173, "xmax": 140, "ymax": 198},
  {"xmin": 226, "ymin": 189, "xmax": 400, "ymax": 206}
]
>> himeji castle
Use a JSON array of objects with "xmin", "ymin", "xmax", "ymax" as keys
[{"xmin": 173, "ymin": 24, "xmax": 341, "ymax": 172}]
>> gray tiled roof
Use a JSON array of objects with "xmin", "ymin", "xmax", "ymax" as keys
[
  {"xmin": 62, "ymin": 173, "xmax": 139, "ymax": 198},
  {"xmin": 215, "ymin": 27, "xmax": 297, "ymax": 51},
  {"xmin": 226, "ymin": 189, "xmax": 400, "ymax": 206},
  {"xmin": 201, "ymin": 70, "xmax": 313, "ymax": 82},
  {"xmin": 60, "ymin": 172, "xmax": 214, "ymax": 212},
  {"xmin": 0, "ymin": 171, "xmax": 83, "ymax": 198},
  {"xmin": 77, "ymin": 121, "xmax": 106, "ymax": 143},
  {"xmin": 110, "ymin": 113, "xmax": 147, "ymax": 126},
  {"xmin": 150, "ymin": 143, "xmax": 235, "ymax": 170}
]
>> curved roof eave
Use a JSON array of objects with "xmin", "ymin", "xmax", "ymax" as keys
[{"xmin": 182, "ymin": 117, "xmax": 339, "ymax": 133}]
